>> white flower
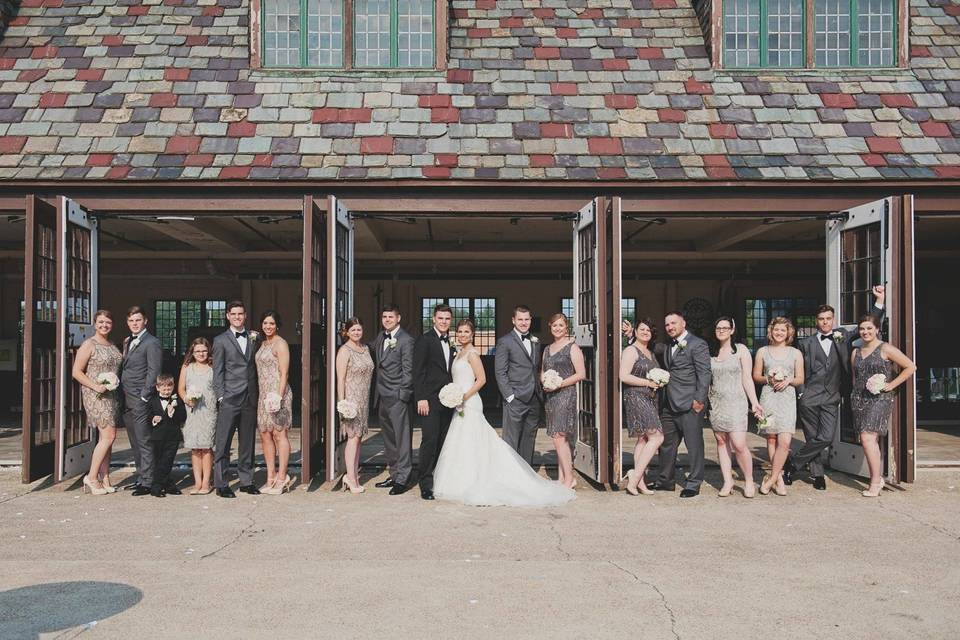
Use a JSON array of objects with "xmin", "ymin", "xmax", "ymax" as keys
[
  {"xmin": 646, "ymin": 368, "xmax": 670, "ymax": 387},
  {"xmin": 678, "ymin": 339, "xmax": 687, "ymax": 350},
  {"xmin": 530, "ymin": 335, "xmax": 539, "ymax": 344},
  {"xmin": 832, "ymin": 330, "xmax": 845, "ymax": 343},
  {"xmin": 249, "ymin": 331, "xmax": 259, "ymax": 342},
  {"xmin": 96, "ymin": 372, "xmax": 119, "ymax": 392},
  {"xmin": 264, "ymin": 392, "xmax": 283, "ymax": 413},
  {"xmin": 184, "ymin": 387, "xmax": 203, "ymax": 402},
  {"xmin": 449, "ymin": 337, "xmax": 458, "ymax": 350},
  {"xmin": 439, "ymin": 383, "xmax": 465, "ymax": 416},
  {"xmin": 385, "ymin": 337, "xmax": 398, "ymax": 349},
  {"xmin": 337, "ymin": 399, "xmax": 358, "ymax": 420},
  {"xmin": 769, "ymin": 367, "xmax": 787, "ymax": 383},
  {"xmin": 866, "ymin": 373, "xmax": 887, "ymax": 395},
  {"xmin": 541, "ymin": 369, "xmax": 564, "ymax": 392}
]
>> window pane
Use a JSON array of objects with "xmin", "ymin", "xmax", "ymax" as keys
[
  {"xmin": 397, "ymin": 0, "xmax": 434, "ymax": 68},
  {"xmin": 724, "ymin": 0, "xmax": 761, "ymax": 67},
  {"xmin": 264, "ymin": 0, "xmax": 301, "ymax": 67},
  {"xmin": 205, "ymin": 300, "xmax": 226, "ymax": 328},
  {"xmin": 307, "ymin": 0, "xmax": 344, "ymax": 67},
  {"xmin": 355, "ymin": 0, "xmax": 391, "ymax": 68},
  {"xmin": 421, "ymin": 297, "xmax": 444, "ymax": 333},
  {"xmin": 179, "ymin": 301, "xmax": 201, "ymax": 355},
  {"xmin": 155, "ymin": 301, "xmax": 178, "ymax": 353},
  {"xmin": 858, "ymin": 0, "xmax": 895, "ymax": 66},
  {"xmin": 767, "ymin": 0, "xmax": 804, "ymax": 67},
  {"xmin": 472, "ymin": 298, "xmax": 497, "ymax": 355},
  {"xmin": 815, "ymin": 0, "xmax": 851, "ymax": 67}
]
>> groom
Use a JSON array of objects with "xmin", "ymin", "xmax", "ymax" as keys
[
  {"xmin": 413, "ymin": 304, "xmax": 455, "ymax": 500},
  {"xmin": 372, "ymin": 303, "xmax": 414, "ymax": 495},
  {"xmin": 494, "ymin": 305, "xmax": 543, "ymax": 466},
  {"xmin": 651, "ymin": 312, "xmax": 711, "ymax": 498},
  {"xmin": 211, "ymin": 300, "xmax": 260, "ymax": 498}
]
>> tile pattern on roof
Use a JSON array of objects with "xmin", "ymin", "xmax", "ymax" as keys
[{"xmin": 0, "ymin": 0, "xmax": 958, "ymax": 181}]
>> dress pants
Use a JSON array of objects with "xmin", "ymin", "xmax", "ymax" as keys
[
  {"xmin": 151, "ymin": 438, "xmax": 180, "ymax": 491},
  {"xmin": 378, "ymin": 396, "xmax": 412, "ymax": 486},
  {"xmin": 123, "ymin": 394, "xmax": 153, "ymax": 487},
  {"xmin": 795, "ymin": 401, "xmax": 838, "ymax": 478},
  {"xmin": 417, "ymin": 399, "xmax": 453, "ymax": 492},
  {"xmin": 656, "ymin": 408, "xmax": 706, "ymax": 490},
  {"xmin": 213, "ymin": 393, "xmax": 257, "ymax": 489},
  {"xmin": 501, "ymin": 397, "xmax": 541, "ymax": 466}
]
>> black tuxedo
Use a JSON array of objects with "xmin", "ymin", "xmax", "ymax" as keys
[
  {"xmin": 147, "ymin": 395, "xmax": 185, "ymax": 491},
  {"xmin": 412, "ymin": 328, "xmax": 455, "ymax": 492}
]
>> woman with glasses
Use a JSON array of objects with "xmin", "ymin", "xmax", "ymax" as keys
[{"xmin": 707, "ymin": 317, "xmax": 763, "ymax": 498}]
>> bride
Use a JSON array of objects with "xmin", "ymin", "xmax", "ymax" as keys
[{"xmin": 434, "ymin": 319, "xmax": 575, "ymax": 507}]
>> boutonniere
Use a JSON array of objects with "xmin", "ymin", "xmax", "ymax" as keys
[
  {"xmin": 678, "ymin": 339, "xmax": 687, "ymax": 350},
  {"xmin": 448, "ymin": 337, "xmax": 458, "ymax": 350},
  {"xmin": 529, "ymin": 335, "xmax": 539, "ymax": 344},
  {"xmin": 832, "ymin": 330, "xmax": 844, "ymax": 343},
  {"xmin": 248, "ymin": 331, "xmax": 259, "ymax": 342},
  {"xmin": 385, "ymin": 337, "xmax": 398, "ymax": 349}
]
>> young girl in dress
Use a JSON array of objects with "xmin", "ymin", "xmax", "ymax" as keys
[{"xmin": 179, "ymin": 338, "xmax": 217, "ymax": 495}]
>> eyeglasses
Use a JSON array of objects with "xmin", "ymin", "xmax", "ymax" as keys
[{"xmin": 715, "ymin": 326, "xmax": 733, "ymax": 332}]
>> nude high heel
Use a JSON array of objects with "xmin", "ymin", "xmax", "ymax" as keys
[
  {"xmin": 622, "ymin": 470, "xmax": 640, "ymax": 496},
  {"xmin": 99, "ymin": 475, "xmax": 117, "ymax": 493},
  {"xmin": 862, "ymin": 480, "xmax": 885, "ymax": 497},
  {"xmin": 82, "ymin": 476, "xmax": 108, "ymax": 496},
  {"xmin": 759, "ymin": 473, "xmax": 774, "ymax": 495}
]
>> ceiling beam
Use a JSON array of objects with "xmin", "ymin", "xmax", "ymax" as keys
[{"xmin": 696, "ymin": 222, "xmax": 772, "ymax": 252}]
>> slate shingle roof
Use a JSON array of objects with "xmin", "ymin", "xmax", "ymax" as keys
[{"xmin": 0, "ymin": 0, "xmax": 958, "ymax": 181}]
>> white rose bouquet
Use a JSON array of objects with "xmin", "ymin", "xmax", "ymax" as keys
[
  {"xmin": 95, "ymin": 372, "xmax": 119, "ymax": 399},
  {"xmin": 866, "ymin": 374, "xmax": 887, "ymax": 395},
  {"xmin": 646, "ymin": 368, "xmax": 670, "ymax": 387},
  {"xmin": 832, "ymin": 330, "xmax": 845, "ymax": 343},
  {"xmin": 184, "ymin": 387, "xmax": 203, "ymax": 409},
  {"xmin": 337, "ymin": 399, "xmax": 358, "ymax": 420},
  {"xmin": 541, "ymin": 369, "xmax": 564, "ymax": 392},
  {"xmin": 768, "ymin": 367, "xmax": 787, "ymax": 384},
  {"xmin": 264, "ymin": 392, "xmax": 283, "ymax": 413},
  {"xmin": 439, "ymin": 383, "xmax": 465, "ymax": 417}
]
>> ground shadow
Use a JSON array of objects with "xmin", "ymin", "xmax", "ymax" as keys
[{"xmin": 0, "ymin": 581, "xmax": 143, "ymax": 639}]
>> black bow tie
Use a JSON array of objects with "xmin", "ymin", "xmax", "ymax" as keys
[
  {"xmin": 235, "ymin": 330, "xmax": 247, "ymax": 339},
  {"xmin": 670, "ymin": 338, "xmax": 679, "ymax": 346},
  {"xmin": 383, "ymin": 331, "xmax": 392, "ymax": 340},
  {"xmin": 438, "ymin": 333, "xmax": 448, "ymax": 340},
  {"xmin": 519, "ymin": 333, "xmax": 530, "ymax": 340},
  {"xmin": 129, "ymin": 333, "xmax": 139, "ymax": 342},
  {"xmin": 819, "ymin": 333, "xmax": 832, "ymax": 341}
]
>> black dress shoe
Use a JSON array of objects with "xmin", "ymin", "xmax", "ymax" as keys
[
  {"xmin": 165, "ymin": 485, "xmax": 182, "ymax": 496},
  {"xmin": 150, "ymin": 487, "xmax": 165, "ymax": 498},
  {"xmin": 238, "ymin": 484, "xmax": 260, "ymax": 495},
  {"xmin": 420, "ymin": 489, "xmax": 434, "ymax": 500},
  {"xmin": 216, "ymin": 487, "xmax": 236, "ymax": 498},
  {"xmin": 375, "ymin": 478, "xmax": 395, "ymax": 489},
  {"xmin": 649, "ymin": 481, "xmax": 676, "ymax": 492},
  {"xmin": 131, "ymin": 485, "xmax": 151, "ymax": 496},
  {"xmin": 812, "ymin": 476, "xmax": 827, "ymax": 490},
  {"xmin": 389, "ymin": 483, "xmax": 408, "ymax": 495},
  {"xmin": 679, "ymin": 488, "xmax": 699, "ymax": 498}
]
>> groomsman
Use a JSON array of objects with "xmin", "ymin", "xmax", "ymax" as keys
[
  {"xmin": 494, "ymin": 305, "xmax": 544, "ymax": 466},
  {"xmin": 119, "ymin": 305, "xmax": 162, "ymax": 496},
  {"xmin": 211, "ymin": 300, "xmax": 260, "ymax": 498},
  {"xmin": 650, "ymin": 312, "xmax": 711, "ymax": 498},
  {"xmin": 413, "ymin": 304, "xmax": 455, "ymax": 500},
  {"xmin": 786, "ymin": 285, "xmax": 885, "ymax": 489},
  {"xmin": 372, "ymin": 304, "xmax": 414, "ymax": 495}
]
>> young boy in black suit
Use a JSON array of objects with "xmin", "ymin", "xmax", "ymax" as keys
[{"xmin": 148, "ymin": 373, "xmax": 186, "ymax": 497}]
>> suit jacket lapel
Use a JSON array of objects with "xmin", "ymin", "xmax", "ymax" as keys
[{"xmin": 514, "ymin": 332, "xmax": 533, "ymax": 362}]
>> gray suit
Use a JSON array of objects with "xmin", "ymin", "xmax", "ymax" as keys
[
  {"xmin": 655, "ymin": 333, "xmax": 711, "ymax": 491},
  {"xmin": 494, "ymin": 330, "xmax": 544, "ymax": 465},
  {"xmin": 212, "ymin": 328, "xmax": 259, "ymax": 489},
  {"xmin": 794, "ymin": 304, "xmax": 884, "ymax": 477},
  {"xmin": 372, "ymin": 328, "xmax": 414, "ymax": 485},
  {"xmin": 119, "ymin": 330, "xmax": 162, "ymax": 487}
]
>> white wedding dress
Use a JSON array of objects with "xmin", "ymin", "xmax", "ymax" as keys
[{"xmin": 433, "ymin": 355, "xmax": 576, "ymax": 507}]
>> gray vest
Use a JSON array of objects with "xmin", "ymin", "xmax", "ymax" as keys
[{"xmin": 801, "ymin": 337, "xmax": 842, "ymax": 406}]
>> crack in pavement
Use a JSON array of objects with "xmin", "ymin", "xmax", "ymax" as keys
[
  {"xmin": 609, "ymin": 560, "xmax": 680, "ymax": 640},
  {"xmin": 879, "ymin": 501, "xmax": 960, "ymax": 543},
  {"xmin": 0, "ymin": 489, "xmax": 34, "ymax": 505},
  {"xmin": 201, "ymin": 502, "xmax": 260, "ymax": 559},
  {"xmin": 547, "ymin": 514, "xmax": 571, "ymax": 561}
]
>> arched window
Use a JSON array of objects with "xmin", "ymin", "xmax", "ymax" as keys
[{"xmin": 256, "ymin": 0, "xmax": 444, "ymax": 70}]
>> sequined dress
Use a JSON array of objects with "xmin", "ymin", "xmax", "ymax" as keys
[
  {"xmin": 256, "ymin": 341, "xmax": 293, "ymax": 432},
  {"xmin": 623, "ymin": 346, "xmax": 663, "ymax": 436},
  {"xmin": 542, "ymin": 341, "xmax": 576, "ymax": 438},
  {"xmin": 708, "ymin": 346, "xmax": 749, "ymax": 433},
  {"xmin": 758, "ymin": 347, "xmax": 799, "ymax": 435},
  {"xmin": 852, "ymin": 344, "xmax": 894, "ymax": 435},
  {"xmin": 79, "ymin": 338, "xmax": 122, "ymax": 429},
  {"xmin": 341, "ymin": 346, "xmax": 374, "ymax": 437}
]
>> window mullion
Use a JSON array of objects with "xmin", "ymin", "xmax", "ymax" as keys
[
  {"xmin": 300, "ymin": 0, "xmax": 309, "ymax": 67},
  {"xmin": 760, "ymin": 0, "xmax": 768, "ymax": 67},
  {"xmin": 345, "ymin": 0, "xmax": 353, "ymax": 69},
  {"xmin": 390, "ymin": 0, "xmax": 399, "ymax": 68},
  {"xmin": 850, "ymin": 0, "xmax": 859, "ymax": 66}
]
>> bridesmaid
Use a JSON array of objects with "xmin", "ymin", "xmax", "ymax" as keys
[
  {"xmin": 71, "ymin": 309, "xmax": 123, "ymax": 495},
  {"xmin": 335, "ymin": 317, "xmax": 374, "ymax": 494},
  {"xmin": 619, "ymin": 318, "xmax": 664, "ymax": 496},
  {"xmin": 708, "ymin": 317, "xmax": 762, "ymax": 498},
  {"xmin": 541, "ymin": 313, "xmax": 585, "ymax": 489},
  {"xmin": 851, "ymin": 314, "xmax": 916, "ymax": 497},
  {"xmin": 751, "ymin": 316, "xmax": 804, "ymax": 496},
  {"xmin": 256, "ymin": 310, "xmax": 294, "ymax": 495},
  {"xmin": 178, "ymin": 338, "xmax": 217, "ymax": 495}
]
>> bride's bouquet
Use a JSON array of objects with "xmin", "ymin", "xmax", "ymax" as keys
[
  {"xmin": 95, "ymin": 372, "xmax": 119, "ymax": 399},
  {"xmin": 264, "ymin": 392, "xmax": 283, "ymax": 413},
  {"xmin": 646, "ymin": 368, "xmax": 670, "ymax": 387},
  {"xmin": 337, "ymin": 399, "xmax": 358, "ymax": 420},
  {"xmin": 866, "ymin": 374, "xmax": 888, "ymax": 395},
  {"xmin": 541, "ymin": 369, "xmax": 563, "ymax": 392},
  {"xmin": 439, "ymin": 383, "xmax": 465, "ymax": 417}
]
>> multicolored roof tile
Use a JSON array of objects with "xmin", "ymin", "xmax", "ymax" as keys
[{"xmin": 0, "ymin": 0, "xmax": 958, "ymax": 181}]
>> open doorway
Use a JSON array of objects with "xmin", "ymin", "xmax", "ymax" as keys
[
  {"xmin": 915, "ymin": 213, "xmax": 960, "ymax": 466},
  {"xmin": 0, "ymin": 215, "xmax": 25, "ymax": 466}
]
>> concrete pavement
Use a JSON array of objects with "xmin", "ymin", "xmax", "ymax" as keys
[{"xmin": 1, "ymin": 466, "xmax": 959, "ymax": 639}]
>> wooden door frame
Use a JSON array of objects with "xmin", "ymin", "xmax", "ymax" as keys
[{"xmin": 890, "ymin": 195, "xmax": 916, "ymax": 483}]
